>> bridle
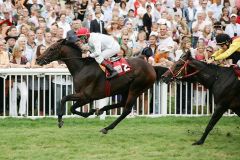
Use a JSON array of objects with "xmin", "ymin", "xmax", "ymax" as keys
[{"xmin": 168, "ymin": 58, "xmax": 200, "ymax": 79}]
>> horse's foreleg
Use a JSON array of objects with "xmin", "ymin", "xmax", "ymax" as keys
[
  {"xmin": 232, "ymin": 108, "xmax": 240, "ymax": 117},
  {"xmin": 58, "ymin": 94, "xmax": 83, "ymax": 128},
  {"xmin": 100, "ymin": 93, "xmax": 136, "ymax": 134},
  {"xmin": 193, "ymin": 105, "xmax": 227, "ymax": 145},
  {"xmin": 70, "ymin": 101, "xmax": 94, "ymax": 118}
]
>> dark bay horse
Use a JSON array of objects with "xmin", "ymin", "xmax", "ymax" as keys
[
  {"xmin": 36, "ymin": 39, "xmax": 167, "ymax": 134},
  {"xmin": 162, "ymin": 51, "xmax": 240, "ymax": 145}
]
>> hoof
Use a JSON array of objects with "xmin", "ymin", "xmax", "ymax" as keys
[
  {"xmin": 58, "ymin": 121, "xmax": 64, "ymax": 128},
  {"xmin": 100, "ymin": 128, "xmax": 108, "ymax": 134},
  {"xmin": 192, "ymin": 140, "xmax": 203, "ymax": 145},
  {"xmin": 96, "ymin": 108, "xmax": 103, "ymax": 116}
]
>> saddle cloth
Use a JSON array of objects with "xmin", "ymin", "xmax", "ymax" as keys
[
  {"xmin": 233, "ymin": 65, "xmax": 240, "ymax": 78},
  {"xmin": 101, "ymin": 57, "xmax": 132, "ymax": 77}
]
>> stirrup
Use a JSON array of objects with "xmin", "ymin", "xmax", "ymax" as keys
[{"xmin": 106, "ymin": 71, "xmax": 118, "ymax": 79}]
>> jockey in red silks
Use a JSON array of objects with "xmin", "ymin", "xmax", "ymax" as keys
[{"xmin": 75, "ymin": 28, "xmax": 119, "ymax": 79}]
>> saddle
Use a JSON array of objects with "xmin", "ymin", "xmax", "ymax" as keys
[{"xmin": 100, "ymin": 56, "xmax": 132, "ymax": 77}]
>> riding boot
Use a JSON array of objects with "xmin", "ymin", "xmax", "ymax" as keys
[{"xmin": 101, "ymin": 60, "xmax": 118, "ymax": 79}]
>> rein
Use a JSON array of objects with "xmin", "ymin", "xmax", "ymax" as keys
[
  {"xmin": 60, "ymin": 57, "xmax": 83, "ymax": 60},
  {"xmin": 169, "ymin": 58, "xmax": 200, "ymax": 79}
]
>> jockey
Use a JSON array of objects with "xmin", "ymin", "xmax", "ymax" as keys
[
  {"xmin": 75, "ymin": 28, "xmax": 120, "ymax": 79},
  {"xmin": 208, "ymin": 33, "xmax": 240, "ymax": 64}
]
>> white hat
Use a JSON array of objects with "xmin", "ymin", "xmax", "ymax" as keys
[
  {"xmin": 230, "ymin": 14, "xmax": 237, "ymax": 18},
  {"xmin": 150, "ymin": 31, "xmax": 158, "ymax": 37},
  {"xmin": 157, "ymin": 18, "xmax": 167, "ymax": 25},
  {"xmin": 159, "ymin": 47, "xmax": 170, "ymax": 53}
]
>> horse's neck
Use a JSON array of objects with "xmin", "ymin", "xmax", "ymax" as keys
[{"xmin": 191, "ymin": 59, "xmax": 218, "ymax": 88}]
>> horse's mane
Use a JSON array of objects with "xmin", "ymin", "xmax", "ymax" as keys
[
  {"xmin": 61, "ymin": 39, "xmax": 96, "ymax": 63},
  {"xmin": 64, "ymin": 40, "xmax": 82, "ymax": 51}
]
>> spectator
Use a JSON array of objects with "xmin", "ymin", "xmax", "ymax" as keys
[
  {"xmin": 90, "ymin": 11, "xmax": 107, "ymax": 34},
  {"xmin": 57, "ymin": 13, "xmax": 71, "ymax": 38},
  {"xmin": 199, "ymin": 25, "xmax": 214, "ymax": 46},
  {"xmin": 74, "ymin": 0, "xmax": 88, "ymax": 21},
  {"xmin": 172, "ymin": 0, "xmax": 183, "ymax": 18},
  {"xmin": 158, "ymin": 24, "xmax": 175, "ymax": 60},
  {"xmin": 174, "ymin": 36, "xmax": 194, "ymax": 114},
  {"xmin": 82, "ymin": 12, "xmax": 93, "ymax": 29},
  {"xmin": 143, "ymin": 5, "xmax": 152, "ymax": 39},
  {"xmin": 119, "ymin": 34, "xmax": 133, "ymax": 58},
  {"xmin": 23, "ymin": 0, "xmax": 43, "ymax": 15},
  {"xmin": 125, "ymin": 9, "xmax": 137, "ymax": 30},
  {"xmin": 119, "ymin": 1, "xmax": 128, "ymax": 18},
  {"xmin": 35, "ymin": 28, "xmax": 45, "ymax": 45},
  {"xmin": 30, "ymin": 44, "xmax": 51, "ymax": 116},
  {"xmin": 220, "ymin": 7, "xmax": 230, "ymax": 30},
  {"xmin": 56, "ymin": 27, "xmax": 64, "ymax": 39},
  {"xmin": 9, "ymin": 44, "xmax": 30, "ymax": 117},
  {"xmin": 0, "ymin": 39, "xmax": 10, "ymax": 115},
  {"xmin": 192, "ymin": 12, "xmax": 208, "ymax": 48},
  {"xmin": 152, "ymin": 2, "xmax": 162, "ymax": 23},
  {"xmin": 125, "ymin": 20, "xmax": 138, "ymax": 48},
  {"xmin": 44, "ymin": 32, "xmax": 52, "ymax": 48},
  {"xmin": 107, "ymin": 17, "xmax": 121, "ymax": 40},
  {"xmin": 25, "ymin": 30, "xmax": 36, "ymax": 62},
  {"xmin": 225, "ymin": 13, "xmax": 240, "ymax": 38},
  {"xmin": 133, "ymin": 31, "xmax": 147, "ymax": 56},
  {"xmin": 5, "ymin": 35, "xmax": 18, "ymax": 55},
  {"xmin": 66, "ymin": 19, "xmax": 81, "ymax": 43},
  {"xmin": 50, "ymin": 24, "xmax": 58, "ymax": 38},
  {"xmin": 19, "ymin": 24, "xmax": 30, "ymax": 37}
]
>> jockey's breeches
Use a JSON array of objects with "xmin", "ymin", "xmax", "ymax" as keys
[{"xmin": 94, "ymin": 43, "xmax": 121, "ymax": 64}]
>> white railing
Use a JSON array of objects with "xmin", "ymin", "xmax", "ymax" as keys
[{"xmin": 0, "ymin": 68, "xmax": 234, "ymax": 118}]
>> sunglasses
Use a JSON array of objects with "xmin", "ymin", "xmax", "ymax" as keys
[
  {"xmin": 78, "ymin": 36, "xmax": 87, "ymax": 40},
  {"xmin": 123, "ymin": 38, "xmax": 129, "ymax": 40},
  {"xmin": 218, "ymin": 44, "xmax": 226, "ymax": 47},
  {"xmin": 206, "ymin": 50, "xmax": 213, "ymax": 53}
]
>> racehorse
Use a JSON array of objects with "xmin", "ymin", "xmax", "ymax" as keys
[
  {"xmin": 36, "ymin": 39, "xmax": 167, "ymax": 134},
  {"xmin": 162, "ymin": 51, "xmax": 240, "ymax": 145}
]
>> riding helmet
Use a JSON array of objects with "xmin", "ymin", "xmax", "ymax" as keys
[
  {"xmin": 215, "ymin": 33, "xmax": 231, "ymax": 45},
  {"xmin": 76, "ymin": 28, "xmax": 90, "ymax": 38}
]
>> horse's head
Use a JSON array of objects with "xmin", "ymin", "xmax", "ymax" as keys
[
  {"xmin": 36, "ymin": 39, "xmax": 65, "ymax": 65},
  {"xmin": 162, "ymin": 50, "xmax": 198, "ymax": 83}
]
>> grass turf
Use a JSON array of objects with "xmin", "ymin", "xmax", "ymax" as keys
[{"xmin": 0, "ymin": 117, "xmax": 239, "ymax": 160}]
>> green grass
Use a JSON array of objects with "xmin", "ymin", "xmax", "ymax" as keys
[{"xmin": 0, "ymin": 117, "xmax": 239, "ymax": 160}]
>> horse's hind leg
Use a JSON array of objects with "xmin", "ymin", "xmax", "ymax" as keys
[
  {"xmin": 100, "ymin": 93, "xmax": 137, "ymax": 134},
  {"xmin": 192, "ymin": 104, "xmax": 227, "ymax": 145},
  {"xmin": 96, "ymin": 93, "xmax": 128, "ymax": 115}
]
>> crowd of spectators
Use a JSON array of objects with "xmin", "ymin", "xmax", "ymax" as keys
[{"xmin": 0, "ymin": 0, "xmax": 240, "ymax": 116}]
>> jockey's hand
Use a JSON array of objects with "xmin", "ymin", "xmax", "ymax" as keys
[
  {"xmin": 81, "ymin": 44, "xmax": 90, "ymax": 51},
  {"xmin": 207, "ymin": 57, "xmax": 215, "ymax": 64},
  {"xmin": 82, "ymin": 51, "xmax": 91, "ymax": 58}
]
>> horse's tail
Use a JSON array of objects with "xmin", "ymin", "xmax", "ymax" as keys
[{"xmin": 153, "ymin": 66, "xmax": 168, "ymax": 81}]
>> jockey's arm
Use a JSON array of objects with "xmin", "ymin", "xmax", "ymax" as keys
[
  {"xmin": 88, "ymin": 36, "xmax": 102, "ymax": 58},
  {"xmin": 214, "ymin": 40, "xmax": 240, "ymax": 60},
  {"xmin": 211, "ymin": 49, "xmax": 224, "ymax": 58}
]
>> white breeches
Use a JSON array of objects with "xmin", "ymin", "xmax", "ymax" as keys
[
  {"xmin": 93, "ymin": 43, "xmax": 121, "ymax": 64},
  {"xmin": 10, "ymin": 81, "xmax": 28, "ymax": 116}
]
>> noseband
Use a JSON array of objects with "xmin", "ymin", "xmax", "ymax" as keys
[{"xmin": 168, "ymin": 58, "xmax": 199, "ymax": 79}]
